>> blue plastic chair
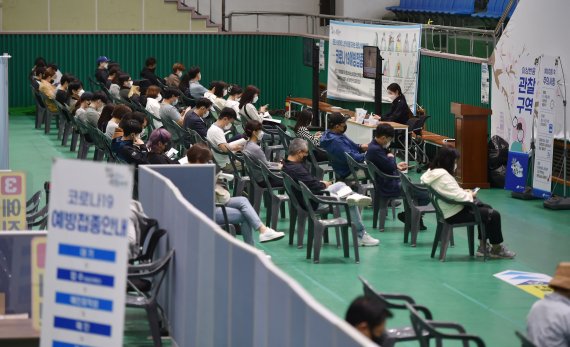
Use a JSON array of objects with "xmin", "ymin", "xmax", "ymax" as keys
[
  {"xmin": 449, "ymin": 0, "xmax": 475, "ymax": 15},
  {"xmin": 473, "ymin": 0, "xmax": 503, "ymax": 18}
]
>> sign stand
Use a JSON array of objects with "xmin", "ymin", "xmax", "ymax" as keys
[
  {"xmin": 0, "ymin": 53, "xmax": 11, "ymax": 170},
  {"xmin": 311, "ymin": 40, "xmax": 321, "ymax": 128}
]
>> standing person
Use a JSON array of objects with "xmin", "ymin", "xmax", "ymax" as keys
[
  {"xmin": 140, "ymin": 57, "xmax": 164, "ymax": 86},
  {"xmin": 282, "ymin": 138, "xmax": 378, "ymax": 246},
  {"xmin": 527, "ymin": 262, "xmax": 570, "ymax": 347},
  {"xmin": 95, "ymin": 56, "xmax": 111, "ymax": 84},
  {"xmin": 320, "ymin": 112, "xmax": 368, "ymax": 181},
  {"xmin": 224, "ymin": 84, "xmax": 243, "ymax": 119},
  {"xmin": 373, "ymin": 83, "xmax": 413, "ymax": 125},
  {"xmin": 187, "ymin": 66, "xmax": 208, "ymax": 99},
  {"xmin": 420, "ymin": 146, "xmax": 516, "ymax": 258},
  {"xmin": 345, "ymin": 296, "xmax": 393, "ymax": 345},
  {"xmin": 146, "ymin": 128, "xmax": 178, "ymax": 164},
  {"xmin": 186, "ymin": 143, "xmax": 285, "ymax": 245},
  {"xmin": 165, "ymin": 63, "xmax": 185, "ymax": 88}
]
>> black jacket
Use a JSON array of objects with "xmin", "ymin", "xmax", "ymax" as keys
[
  {"xmin": 140, "ymin": 67, "xmax": 164, "ymax": 86},
  {"xmin": 111, "ymin": 138, "xmax": 149, "ymax": 166},
  {"xmin": 95, "ymin": 68, "xmax": 109, "ymax": 84},
  {"xmin": 382, "ymin": 95, "xmax": 412, "ymax": 125},
  {"xmin": 183, "ymin": 111, "xmax": 208, "ymax": 139},
  {"xmin": 365, "ymin": 139, "xmax": 401, "ymax": 198},
  {"xmin": 148, "ymin": 152, "xmax": 178, "ymax": 165},
  {"xmin": 282, "ymin": 159, "xmax": 325, "ymax": 209}
]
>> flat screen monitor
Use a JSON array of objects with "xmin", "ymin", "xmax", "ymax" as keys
[{"xmin": 363, "ymin": 46, "xmax": 379, "ymax": 79}]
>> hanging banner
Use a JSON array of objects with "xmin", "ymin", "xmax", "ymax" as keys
[
  {"xmin": 532, "ymin": 56, "xmax": 561, "ymax": 198},
  {"xmin": 327, "ymin": 21, "xmax": 421, "ymax": 113},
  {"xmin": 481, "ymin": 63, "xmax": 490, "ymax": 104},
  {"xmin": 40, "ymin": 159, "xmax": 133, "ymax": 347},
  {"xmin": 511, "ymin": 55, "xmax": 538, "ymax": 152},
  {"xmin": 0, "ymin": 171, "xmax": 27, "ymax": 231}
]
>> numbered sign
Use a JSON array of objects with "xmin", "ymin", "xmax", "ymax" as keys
[{"xmin": 0, "ymin": 171, "xmax": 27, "ymax": 231}]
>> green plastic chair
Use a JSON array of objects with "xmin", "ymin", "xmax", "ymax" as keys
[
  {"xmin": 367, "ymin": 161, "xmax": 400, "ymax": 231},
  {"xmin": 399, "ymin": 172, "xmax": 436, "ymax": 247}
]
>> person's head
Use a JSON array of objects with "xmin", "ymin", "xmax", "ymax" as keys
[
  {"xmin": 294, "ymin": 109, "xmax": 314, "ymax": 132},
  {"xmin": 91, "ymin": 91, "xmax": 108, "ymax": 110},
  {"xmin": 172, "ymin": 63, "xmax": 186, "ymax": 78},
  {"xmin": 328, "ymin": 112, "xmax": 349, "ymax": 134},
  {"xmin": 217, "ymin": 107, "xmax": 237, "ymax": 128},
  {"xmin": 108, "ymin": 66, "xmax": 120, "ymax": 81},
  {"xmin": 209, "ymin": 81, "xmax": 228, "ymax": 98},
  {"xmin": 120, "ymin": 111, "xmax": 147, "ymax": 132},
  {"xmin": 239, "ymin": 85, "xmax": 260, "ymax": 109},
  {"xmin": 163, "ymin": 88, "xmax": 181, "ymax": 106},
  {"xmin": 108, "ymin": 62, "xmax": 121, "ymax": 71},
  {"xmin": 111, "ymin": 104, "xmax": 132, "ymax": 121},
  {"xmin": 287, "ymin": 138, "xmax": 309, "ymax": 162},
  {"xmin": 428, "ymin": 145, "xmax": 460, "ymax": 175},
  {"xmin": 118, "ymin": 73, "xmax": 132, "ymax": 88},
  {"xmin": 47, "ymin": 63, "xmax": 59, "ymax": 73},
  {"xmin": 227, "ymin": 84, "xmax": 243, "ymax": 100},
  {"xmin": 120, "ymin": 118, "xmax": 143, "ymax": 141},
  {"xmin": 374, "ymin": 123, "xmax": 395, "ymax": 148},
  {"xmin": 69, "ymin": 81, "xmax": 84, "ymax": 97},
  {"xmin": 195, "ymin": 98, "xmax": 213, "ymax": 117},
  {"xmin": 387, "ymin": 83, "xmax": 403, "ymax": 102},
  {"xmin": 147, "ymin": 128, "xmax": 173, "ymax": 154},
  {"xmin": 244, "ymin": 120, "xmax": 263, "ymax": 142},
  {"xmin": 345, "ymin": 296, "xmax": 392, "ymax": 343},
  {"xmin": 145, "ymin": 85, "xmax": 162, "ymax": 99},
  {"xmin": 41, "ymin": 69, "xmax": 55, "ymax": 83},
  {"xmin": 34, "ymin": 66, "xmax": 46, "ymax": 80},
  {"xmin": 549, "ymin": 262, "xmax": 570, "ymax": 298},
  {"xmin": 186, "ymin": 143, "xmax": 213, "ymax": 164},
  {"xmin": 59, "ymin": 74, "xmax": 75, "ymax": 90},
  {"xmin": 188, "ymin": 66, "xmax": 201, "ymax": 81},
  {"xmin": 96, "ymin": 56, "xmax": 110, "ymax": 69},
  {"xmin": 34, "ymin": 57, "xmax": 46, "ymax": 68},
  {"xmin": 145, "ymin": 57, "xmax": 157, "ymax": 70},
  {"xmin": 79, "ymin": 92, "xmax": 94, "ymax": 108}
]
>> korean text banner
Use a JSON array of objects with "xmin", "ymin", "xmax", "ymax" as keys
[{"xmin": 327, "ymin": 21, "xmax": 421, "ymax": 112}]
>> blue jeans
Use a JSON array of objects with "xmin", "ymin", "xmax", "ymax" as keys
[{"xmin": 215, "ymin": 197, "xmax": 262, "ymax": 246}]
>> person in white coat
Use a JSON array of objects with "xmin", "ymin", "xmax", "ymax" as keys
[{"xmin": 420, "ymin": 146, "xmax": 515, "ymax": 259}]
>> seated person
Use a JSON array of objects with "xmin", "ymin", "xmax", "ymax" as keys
[
  {"xmin": 294, "ymin": 109, "xmax": 327, "ymax": 161},
  {"xmin": 527, "ymin": 262, "xmax": 570, "ymax": 347},
  {"xmin": 183, "ymin": 97, "xmax": 213, "ymax": 139},
  {"xmin": 55, "ymin": 74, "xmax": 74, "ymax": 106},
  {"xmin": 109, "ymin": 72, "xmax": 125, "ymax": 99},
  {"xmin": 104, "ymin": 104, "xmax": 132, "ymax": 138},
  {"xmin": 67, "ymin": 81, "xmax": 84, "ymax": 111},
  {"xmin": 145, "ymin": 85, "xmax": 163, "ymax": 128},
  {"xmin": 421, "ymin": 146, "xmax": 515, "ymax": 258},
  {"xmin": 373, "ymin": 83, "xmax": 412, "ymax": 125},
  {"xmin": 111, "ymin": 118, "xmax": 149, "ymax": 165},
  {"xmin": 224, "ymin": 84, "xmax": 243, "ymax": 119},
  {"xmin": 320, "ymin": 112, "xmax": 368, "ymax": 181},
  {"xmin": 206, "ymin": 107, "xmax": 243, "ymax": 173},
  {"xmin": 282, "ymin": 138, "xmax": 379, "ymax": 246},
  {"xmin": 97, "ymin": 104, "xmax": 115, "ymax": 132},
  {"xmin": 118, "ymin": 73, "xmax": 133, "ymax": 101},
  {"xmin": 186, "ymin": 143, "xmax": 285, "ymax": 245},
  {"xmin": 159, "ymin": 88, "xmax": 184, "ymax": 126},
  {"xmin": 204, "ymin": 80, "xmax": 228, "ymax": 111},
  {"xmin": 77, "ymin": 92, "xmax": 107, "ymax": 128},
  {"xmin": 140, "ymin": 57, "xmax": 164, "ymax": 86},
  {"xmin": 105, "ymin": 66, "xmax": 120, "ymax": 89},
  {"xmin": 165, "ymin": 62, "xmax": 185, "ymax": 88},
  {"xmin": 242, "ymin": 120, "xmax": 282, "ymax": 188},
  {"xmin": 94, "ymin": 56, "xmax": 110, "ymax": 84},
  {"xmin": 187, "ymin": 66, "xmax": 208, "ymax": 99},
  {"xmin": 112, "ymin": 111, "xmax": 148, "ymax": 140},
  {"xmin": 366, "ymin": 123, "xmax": 429, "ymax": 229},
  {"xmin": 73, "ymin": 92, "xmax": 93, "ymax": 119},
  {"xmin": 31, "ymin": 66, "xmax": 45, "ymax": 90},
  {"xmin": 146, "ymin": 128, "xmax": 178, "ymax": 164},
  {"xmin": 38, "ymin": 69, "xmax": 58, "ymax": 113},
  {"xmin": 345, "ymin": 296, "xmax": 393, "ymax": 345}
]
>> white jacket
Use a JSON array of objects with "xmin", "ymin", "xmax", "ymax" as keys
[{"xmin": 420, "ymin": 168, "xmax": 473, "ymax": 219}]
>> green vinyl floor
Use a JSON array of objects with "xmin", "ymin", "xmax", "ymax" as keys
[{"xmin": 7, "ymin": 108, "xmax": 570, "ymax": 347}]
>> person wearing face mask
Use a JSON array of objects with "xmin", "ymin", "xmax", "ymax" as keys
[
  {"xmin": 373, "ymin": 83, "xmax": 413, "ymax": 125},
  {"xmin": 345, "ymin": 296, "xmax": 393, "ymax": 345},
  {"xmin": 204, "ymin": 80, "xmax": 229, "ymax": 111},
  {"xmin": 38, "ymin": 69, "xmax": 58, "ymax": 113},
  {"xmin": 140, "ymin": 57, "xmax": 165, "ymax": 86},
  {"xmin": 184, "ymin": 97, "xmax": 214, "ymax": 139},
  {"xmin": 95, "ymin": 56, "xmax": 111, "ymax": 84},
  {"xmin": 159, "ymin": 88, "xmax": 184, "ymax": 126},
  {"xmin": 225, "ymin": 84, "xmax": 243, "ymax": 119},
  {"xmin": 238, "ymin": 85, "xmax": 287, "ymax": 131},
  {"xmin": 105, "ymin": 66, "xmax": 120, "ymax": 89},
  {"xmin": 320, "ymin": 112, "xmax": 368, "ymax": 181},
  {"xmin": 55, "ymin": 74, "xmax": 74, "ymax": 106},
  {"xmin": 187, "ymin": 66, "xmax": 209, "ymax": 99},
  {"xmin": 77, "ymin": 92, "xmax": 107, "ymax": 128},
  {"xmin": 67, "ymin": 81, "xmax": 84, "ymax": 111},
  {"xmin": 282, "ymin": 139, "xmax": 379, "ymax": 246},
  {"xmin": 118, "ymin": 73, "xmax": 134, "ymax": 102},
  {"xmin": 144, "ymin": 85, "xmax": 163, "ymax": 128},
  {"xmin": 73, "ymin": 92, "xmax": 94, "ymax": 119},
  {"xmin": 111, "ymin": 118, "xmax": 149, "ymax": 166},
  {"xmin": 207, "ymin": 108, "xmax": 244, "ymax": 173},
  {"xmin": 146, "ymin": 128, "xmax": 178, "ymax": 164},
  {"xmin": 165, "ymin": 63, "xmax": 185, "ymax": 88},
  {"xmin": 367, "ymin": 123, "xmax": 429, "ymax": 231},
  {"xmin": 421, "ymin": 146, "xmax": 516, "ymax": 259},
  {"xmin": 242, "ymin": 120, "xmax": 284, "ymax": 188}
]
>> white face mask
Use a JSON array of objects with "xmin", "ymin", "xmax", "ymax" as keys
[
  {"xmin": 223, "ymin": 123, "xmax": 232, "ymax": 131},
  {"xmin": 236, "ymin": 97, "xmax": 241, "ymax": 102},
  {"xmin": 257, "ymin": 130, "xmax": 264, "ymax": 141},
  {"xmin": 156, "ymin": 94, "xmax": 163, "ymax": 102},
  {"xmin": 384, "ymin": 140, "xmax": 392, "ymax": 149},
  {"xmin": 204, "ymin": 110, "xmax": 210, "ymax": 118},
  {"xmin": 176, "ymin": 71, "xmax": 183, "ymax": 78},
  {"xmin": 102, "ymin": 63, "xmax": 109, "ymax": 69},
  {"xmin": 172, "ymin": 98, "xmax": 178, "ymax": 106},
  {"xmin": 253, "ymin": 95, "xmax": 259, "ymax": 104},
  {"xmin": 223, "ymin": 89, "xmax": 228, "ymax": 97},
  {"xmin": 127, "ymin": 81, "xmax": 133, "ymax": 88},
  {"xmin": 78, "ymin": 89, "xmax": 85, "ymax": 96},
  {"xmin": 387, "ymin": 92, "xmax": 397, "ymax": 102},
  {"xmin": 454, "ymin": 163, "xmax": 458, "ymax": 171}
]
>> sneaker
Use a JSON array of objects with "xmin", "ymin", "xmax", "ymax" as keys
[
  {"xmin": 358, "ymin": 232, "xmax": 380, "ymax": 247},
  {"xmin": 259, "ymin": 228, "xmax": 285, "ymax": 243},
  {"xmin": 476, "ymin": 243, "xmax": 492, "ymax": 257},
  {"xmin": 346, "ymin": 193, "xmax": 372, "ymax": 207},
  {"xmin": 489, "ymin": 244, "xmax": 516, "ymax": 259}
]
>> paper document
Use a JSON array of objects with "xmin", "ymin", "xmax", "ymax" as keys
[{"xmin": 326, "ymin": 182, "xmax": 354, "ymax": 198}]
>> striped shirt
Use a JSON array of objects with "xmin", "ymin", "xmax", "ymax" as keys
[{"xmin": 295, "ymin": 126, "xmax": 320, "ymax": 146}]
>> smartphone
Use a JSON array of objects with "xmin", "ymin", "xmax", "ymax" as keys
[{"xmin": 473, "ymin": 187, "xmax": 480, "ymax": 194}]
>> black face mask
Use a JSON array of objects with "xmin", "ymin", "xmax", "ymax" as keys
[{"xmin": 340, "ymin": 123, "xmax": 347, "ymax": 134}]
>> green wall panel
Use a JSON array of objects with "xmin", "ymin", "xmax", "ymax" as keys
[{"xmin": 0, "ymin": 33, "xmax": 314, "ymax": 110}]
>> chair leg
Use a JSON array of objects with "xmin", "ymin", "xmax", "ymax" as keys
[
  {"xmin": 334, "ymin": 227, "xmax": 341, "ymax": 249},
  {"xmin": 351, "ymin": 225, "xmax": 360, "ymax": 263},
  {"xmin": 379, "ymin": 204, "xmax": 388, "ymax": 232},
  {"xmin": 296, "ymin": 212, "xmax": 307, "ymax": 248},
  {"xmin": 252, "ymin": 187, "xmax": 263, "ymax": 213},
  {"xmin": 403, "ymin": 201, "xmax": 411, "ymax": 243},
  {"xmin": 372, "ymin": 196, "xmax": 380, "ymax": 229},
  {"xmin": 289, "ymin": 208, "xmax": 297, "ymax": 245},
  {"xmin": 70, "ymin": 131, "xmax": 79, "ymax": 152},
  {"xmin": 313, "ymin": 224, "xmax": 324, "ymax": 264},
  {"xmin": 439, "ymin": 226, "xmax": 452, "ymax": 261},
  {"xmin": 431, "ymin": 222, "xmax": 442, "ymax": 258},
  {"xmin": 467, "ymin": 226, "xmax": 475, "ymax": 257},
  {"xmin": 341, "ymin": 226, "xmax": 350, "ymax": 258},
  {"xmin": 270, "ymin": 198, "xmax": 280, "ymax": 230},
  {"xmin": 306, "ymin": 220, "xmax": 314, "ymax": 259},
  {"xmin": 410, "ymin": 210, "xmax": 421, "ymax": 247},
  {"xmin": 145, "ymin": 301, "xmax": 163, "ymax": 347},
  {"xmin": 44, "ymin": 111, "xmax": 52, "ymax": 134}
]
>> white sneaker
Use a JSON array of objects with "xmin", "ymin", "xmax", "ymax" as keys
[
  {"xmin": 259, "ymin": 228, "xmax": 285, "ymax": 243},
  {"xmin": 358, "ymin": 232, "xmax": 380, "ymax": 247},
  {"xmin": 259, "ymin": 250, "xmax": 272, "ymax": 260},
  {"xmin": 346, "ymin": 193, "xmax": 372, "ymax": 207}
]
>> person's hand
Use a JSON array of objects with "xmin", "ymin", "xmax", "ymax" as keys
[
  {"xmin": 260, "ymin": 105, "xmax": 268, "ymax": 113},
  {"xmin": 397, "ymin": 162, "xmax": 408, "ymax": 171},
  {"xmin": 360, "ymin": 143, "xmax": 369, "ymax": 151},
  {"xmin": 322, "ymin": 180, "xmax": 332, "ymax": 187},
  {"xmin": 372, "ymin": 114, "xmax": 381, "ymax": 120},
  {"xmin": 276, "ymin": 163, "xmax": 283, "ymax": 170},
  {"xmin": 315, "ymin": 131, "xmax": 322, "ymax": 137},
  {"xmin": 387, "ymin": 152, "xmax": 395, "ymax": 158}
]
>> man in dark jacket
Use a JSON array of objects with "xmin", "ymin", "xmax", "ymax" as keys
[
  {"xmin": 183, "ymin": 97, "xmax": 213, "ymax": 139},
  {"xmin": 282, "ymin": 138, "xmax": 379, "ymax": 246},
  {"xmin": 111, "ymin": 118, "xmax": 149, "ymax": 166},
  {"xmin": 140, "ymin": 57, "xmax": 165, "ymax": 86},
  {"xmin": 319, "ymin": 112, "xmax": 368, "ymax": 180},
  {"xmin": 366, "ymin": 123, "xmax": 429, "ymax": 229}
]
